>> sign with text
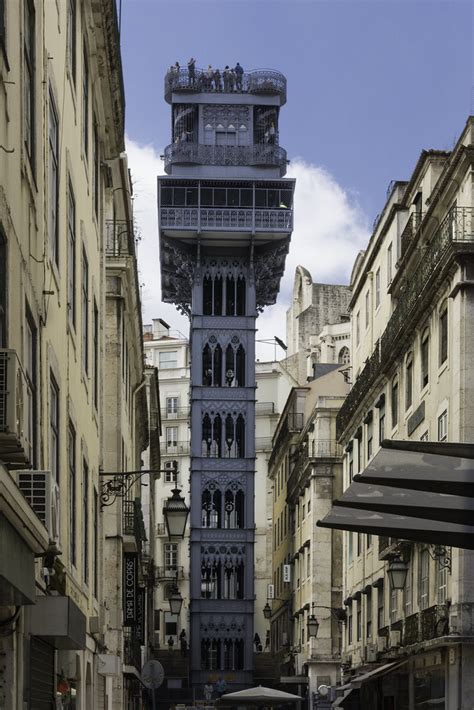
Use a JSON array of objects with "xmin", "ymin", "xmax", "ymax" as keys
[
  {"xmin": 123, "ymin": 553, "xmax": 138, "ymax": 626},
  {"xmin": 135, "ymin": 587, "xmax": 145, "ymax": 644}
]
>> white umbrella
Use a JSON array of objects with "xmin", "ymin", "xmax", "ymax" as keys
[{"xmin": 217, "ymin": 685, "xmax": 303, "ymax": 705}]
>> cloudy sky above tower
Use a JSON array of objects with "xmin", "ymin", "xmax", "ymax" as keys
[{"xmin": 121, "ymin": 0, "xmax": 473, "ymax": 356}]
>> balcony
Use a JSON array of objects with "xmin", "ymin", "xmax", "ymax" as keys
[
  {"xmin": 163, "ymin": 143, "xmax": 288, "ymax": 175},
  {"xmin": 160, "ymin": 440, "xmax": 190, "ymax": 456},
  {"xmin": 256, "ymin": 401, "xmax": 276, "ymax": 415},
  {"xmin": 309, "ymin": 439, "xmax": 342, "ymax": 458},
  {"xmin": 123, "ymin": 500, "xmax": 147, "ymax": 556},
  {"xmin": 155, "ymin": 565, "xmax": 184, "ymax": 581},
  {"xmin": 105, "ymin": 220, "xmax": 135, "ymax": 258},
  {"xmin": 0, "ymin": 349, "xmax": 31, "ymax": 468},
  {"xmin": 337, "ymin": 206, "xmax": 474, "ymax": 438},
  {"xmin": 403, "ymin": 612, "xmax": 420, "ymax": 646},
  {"xmin": 255, "ymin": 437, "xmax": 272, "ymax": 451},
  {"xmin": 160, "ymin": 206, "xmax": 293, "ymax": 233},
  {"xmin": 123, "ymin": 628, "xmax": 142, "ymax": 670},
  {"xmin": 400, "ymin": 212, "xmax": 424, "ymax": 260},
  {"xmin": 420, "ymin": 604, "xmax": 449, "ymax": 641},
  {"xmin": 164, "ymin": 66, "xmax": 287, "ymax": 104},
  {"xmin": 160, "ymin": 406, "xmax": 190, "ymax": 420}
]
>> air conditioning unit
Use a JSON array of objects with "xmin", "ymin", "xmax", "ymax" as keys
[
  {"xmin": 364, "ymin": 644, "xmax": 377, "ymax": 662},
  {"xmin": 13, "ymin": 470, "xmax": 60, "ymax": 542},
  {"xmin": 376, "ymin": 637, "xmax": 387, "ymax": 653},
  {"xmin": 389, "ymin": 630, "xmax": 401, "ymax": 648},
  {"xmin": 283, "ymin": 564, "xmax": 291, "ymax": 583},
  {"xmin": 0, "ymin": 349, "xmax": 30, "ymax": 459},
  {"xmin": 267, "ymin": 584, "xmax": 275, "ymax": 599}
]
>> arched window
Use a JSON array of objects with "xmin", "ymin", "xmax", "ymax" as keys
[
  {"xmin": 203, "ymin": 274, "xmax": 223, "ymax": 316},
  {"xmin": 202, "ymin": 341, "xmax": 222, "ymax": 386},
  {"xmin": 224, "ymin": 413, "xmax": 245, "ymax": 458},
  {"xmin": 203, "ymin": 276, "xmax": 213, "ymax": 315},
  {"xmin": 224, "ymin": 488, "xmax": 245, "ymax": 529},
  {"xmin": 202, "ymin": 413, "xmax": 222, "ymax": 458},
  {"xmin": 338, "ymin": 346, "xmax": 350, "ymax": 365},
  {"xmin": 201, "ymin": 638, "xmax": 221, "ymax": 670},
  {"xmin": 201, "ymin": 488, "xmax": 222, "ymax": 528},
  {"xmin": 201, "ymin": 562, "xmax": 221, "ymax": 599},
  {"xmin": 223, "ymin": 561, "xmax": 244, "ymax": 599},
  {"xmin": 224, "ymin": 275, "xmax": 246, "ymax": 316},
  {"xmin": 225, "ymin": 341, "xmax": 245, "ymax": 386},
  {"xmin": 421, "ymin": 328, "xmax": 430, "ymax": 389},
  {"xmin": 439, "ymin": 301, "xmax": 448, "ymax": 365},
  {"xmin": 224, "ymin": 639, "xmax": 244, "ymax": 670}
]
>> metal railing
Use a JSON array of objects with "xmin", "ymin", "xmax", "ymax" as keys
[
  {"xmin": 403, "ymin": 612, "xmax": 420, "ymax": 646},
  {"xmin": 123, "ymin": 499, "xmax": 147, "ymax": 555},
  {"xmin": 420, "ymin": 604, "xmax": 449, "ymax": 641},
  {"xmin": 160, "ymin": 406, "xmax": 190, "ymax": 420},
  {"xmin": 255, "ymin": 437, "xmax": 273, "ymax": 451},
  {"xmin": 164, "ymin": 66, "xmax": 287, "ymax": 104},
  {"xmin": 155, "ymin": 565, "xmax": 184, "ymax": 580},
  {"xmin": 105, "ymin": 220, "xmax": 135, "ymax": 257},
  {"xmin": 400, "ymin": 212, "xmax": 424, "ymax": 259},
  {"xmin": 256, "ymin": 402, "xmax": 276, "ymax": 415},
  {"xmin": 124, "ymin": 630, "xmax": 142, "ymax": 670},
  {"xmin": 337, "ymin": 206, "xmax": 474, "ymax": 438},
  {"xmin": 163, "ymin": 143, "xmax": 288, "ymax": 174},
  {"xmin": 309, "ymin": 439, "xmax": 342, "ymax": 458},
  {"xmin": 160, "ymin": 206, "xmax": 293, "ymax": 232},
  {"xmin": 160, "ymin": 441, "xmax": 190, "ymax": 456}
]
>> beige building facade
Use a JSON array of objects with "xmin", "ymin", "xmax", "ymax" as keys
[{"xmin": 336, "ymin": 118, "xmax": 474, "ymax": 709}]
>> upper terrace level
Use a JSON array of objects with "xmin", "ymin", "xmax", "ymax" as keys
[{"xmin": 165, "ymin": 65, "xmax": 287, "ymax": 105}]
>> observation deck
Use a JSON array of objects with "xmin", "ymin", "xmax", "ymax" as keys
[
  {"xmin": 164, "ymin": 66, "xmax": 287, "ymax": 105},
  {"xmin": 164, "ymin": 143, "xmax": 288, "ymax": 176}
]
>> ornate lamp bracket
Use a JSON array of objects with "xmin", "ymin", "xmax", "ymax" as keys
[
  {"xmin": 427, "ymin": 544, "xmax": 452, "ymax": 572},
  {"xmin": 99, "ymin": 468, "xmax": 163, "ymax": 507}
]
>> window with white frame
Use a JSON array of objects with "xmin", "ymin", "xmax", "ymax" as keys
[
  {"xmin": 419, "ymin": 549, "xmax": 429, "ymax": 610},
  {"xmin": 166, "ymin": 427, "xmax": 178, "ymax": 451},
  {"xmin": 166, "ymin": 396, "xmax": 178, "ymax": 417},
  {"xmin": 437, "ymin": 559, "xmax": 448, "ymax": 604},
  {"xmin": 439, "ymin": 302, "xmax": 448, "ymax": 365},
  {"xmin": 438, "ymin": 410, "xmax": 448, "ymax": 442},
  {"xmin": 390, "ymin": 588, "xmax": 398, "ymax": 623},
  {"xmin": 375, "ymin": 268, "xmax": 381, "ymax": 308},
  {"xmin": 164, "ymin": 543, "xmax": 178, "ymax": 570},
  {"xmin": 365, "ymin": 290, "xmax": 370, "ymax": 329},
  {"xmin": 356, "ymin": 311, "xmax": 360, "ymax": 346},
  {"xmin": 391, "ymin": 376, "xmax": 399, "ymax": 428},
  {"xmin": 404, "ymin": 561, "xmax": 412, "ymax": 617},
  {"xmin": 159, "ymin": 350, "xmax": 178, "ymax": 370},
  {"xmin": 164, "ymin": 460, "xmax": 178, "ymax": 483},
  {"xmin": 421, "ymin": 329, "xmax": 430, "ymax": 389},
  {"xmin": 387, "ymin": 243, "xmax": 393, "ymax": 285}
]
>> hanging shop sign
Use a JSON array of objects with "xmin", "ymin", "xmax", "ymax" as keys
[{"xmin": 123, "ymin": 553, "xmax": 138, "ymax": 626}]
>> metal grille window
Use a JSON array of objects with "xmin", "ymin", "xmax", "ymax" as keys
[
  {"xmin": 23, "ymin": 0, "xmax": 35, "ymax": 169},
  {"xmin": 82, "ymin": 41, "xmax": 89, "ymax": 158},
  {"xmin": 50, "ymin": 374, "xmax": 59, "ymax": 483},
  {"xmin": 68, "ymin": 421, "xmax": 77, "ymax": 566},
  {"xmin": 82, "ymin": 248, "xmax": 89, "ymax": 374},
  {"xmin": 421, "ymin": 329, "xmax": 430, "ymax": 389},
  {"xmin": 419, "ymin": 549, "xmax": 429, "ymax": 611},
  {"xmin": 159, "ymin": 351, "xmax": 177, "ymax": 369},
  {"xmin": 405, "ymin": 354, "xmax": 413, "ymax": 410},
  {"xmin": 375, "ymin": 268, "xmax": 381, "ymax": 308},
  {"xmin": 439, "ymin": 304, "xmax": 448, "ymax": 365},
  {"xmin": 67, "ymin": 181, "xmax": 76, "ymax": 328},
  {"xmin": 48, "ymin": 90, "xmax": 59, "ymax": 265},
  {"xmin": 438, "ymin": 410, "xmax": 448, "ymax": 442}
]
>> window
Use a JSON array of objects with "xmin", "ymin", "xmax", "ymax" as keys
[
  {"xmin": 419, "ymin": 549, "xmax": 429, "ymax": 610},
  {"xmin": 166, "ymin": 427, "xmax": 178, "ymax": 452},
  {"xmin": 348, "ymin": 532, "xmax": 353, "ymax": 564},
  {"xmin": 378, "ymin": 400, "xmax": 385, "ymax": 445},
  {"xmin": 347, "ymin": 605, "xmax": 353, "ymax": 645},
  {"xmin": 367, "ymin": 534, "xmax": 372, "ymax": 549},
  {"xmin": 48, "ymin": 91, "xmax": 59, "ymax": 265},
  {"xmin": 67, "ymin": 0, "xmax": 77, "ymax": 84},
  {"xmin": 93, "ymin": 118, "xmax": 99, "ymax": 218},
  {"xmin": 405, "ymin": 354, "xmax": 413, "ymax": 410},
  {"xmin": 356, "ymin": 311, "xmax": 360, "ymax": 346},
  {"xmin": 159, "ymin": 351, "xmax": 177, "ymax": 370},
  {"xmin": 164, "ymin": 543, "xmax": 178, "ymax": 570},
  {"xmin": 366, "ymin": 588, "xmax": 372, "ymax": 639},
  {"xmin": 391, "ymin": 377, "xmax": 399, "ymax": 428},
  {"xmin": 356, "ymin": 607, "xmax": 361, "ymax": 641},
  {"xmin": 438, "ymin": 410, "xmax": 448, "ymax": 442},
  {"xmin": 83, "ymin": 459, "xmax": 89, "ymax": 584},
  {"xmin": 0, "ymin": 233, "xmax": 5, "ymax": 347},
  {"xmin": 93, "ymin": 488, "xmax": 98, "ymax": 598},
  {"xmin": 420, "ymin": 430, "xmax": 429, "ymax": 442},
  {"xmin": 348, "ymin": 445, "xmax": 353, "ymax": 482},
  {"xmin": 357, "ymin": 533, "xmax": 362, "ymax": 557},
  {"xmin": 92, "ymin": 299, "xmax": 99, "ymax": 410},
  {"xmin": 166, "ymin": 396, "xmax": 178, "ymax": 417},
  {"xmin": 82, "ymin": 248, "xmax": 89, "ymax": 373},
  {"xmin": 366, "ymin": 415, "xmax": 373, "ymax": 460},
  {"xmin": 68, "ymin": 422, "xmax": 77, "ymax": 566},
  {"xmin": 164, "ymin": 460, "xmax": 178, "ymax": 483},
  {"xmin": 24, "ymin": 0, "xmax": 35, "ymax": 169},
  {"xmin": 82, "ymin": 41, "xmax": 89, "ymax": 158},
  {"xmin": 390, "ymin": 588, "xmax": 398, "ymax": 623},
  {"xmin": 439, "ymin": 304, "xmax": 448, "ymax": 365},
  {"xmin": 377, "ymin": 583, "xmax": 384, "ymax": 629},
  {"xmin": 338, "ymin": 346, "xmax": 350, "ymax": 365},
  {"xmin": 50, "ymin": 374, "xmax": 59, "ymax": 483},
  {"xmin": 421, "ymin": 329, "xmax": 429, "ymax": 389},
  {"xmin": 387, "ymin": 243, "xmax": 393, "ymax": 285},
  {"xmin": 404, "ymin": 562, "xmax": 412, "ymax": 617},
  {"xmin": 375, "ymin": 268, "xmax": 381, "ymax": 308},
  {"xmin": 25, "ymin": 308, "xmax": 37, "ymax": 466},
  {"xmin": 67, "ymin": 181, "xmax": 76, "ymax": 328},
  {"xmin": 306, "ymin": 549, "xmax": 311, "ymax": 577},
  {"xmin": 437, "ymin": 558, "xmax": 448, "ymax": 604},
  {"xmin": 365, "ymin": 291, "xmax": 370, "ymax": 329}
]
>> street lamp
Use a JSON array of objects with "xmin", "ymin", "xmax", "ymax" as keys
[
  {"xmin": 305, "ymin": 604, "xmax": 347, "ymax": 640},
  {"xmin": 163, "ymin": 488, "xmax": 189, "ymax": 538},
  {"xmin": 168, "ymin": 585, "xmax": 183, "ymax": 615},
  {"xmin": 387, "ymin": 556, "xmax": 409, "ymax": 590},
  {"xmin": 263, "ymin": 603, "xmax": 272, "ymax": 620},
  {"xmin": 307, "ymin": 614, "xmax": 319, "ymax": 638}
]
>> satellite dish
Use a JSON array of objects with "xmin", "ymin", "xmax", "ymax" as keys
[
  {"xmin": 141, "ymin": 660, "xmax": 164, "ymax": 689},
  {"xmin": 318, "ymin": 685, "xmax": 329, "ymax": 697}
]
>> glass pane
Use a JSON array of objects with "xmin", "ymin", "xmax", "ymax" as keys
[
  {"xmin": 255, "ymin": 190, "xmax": 267, "ymax": 208},
  {"xmin": 214, "ymin": 189, "xmax": 226, "ymax": 206},
  {"xmin": 280, "ymin": 190, "xmax": 293, "ymax": 208},
  {"xmin": 201, "ymin": 188, "xmax": 213, "ymax": 206},
  {"xmin": 186, "ymin": 188, "xmax": 198, "ymax": 206},
  {"xmin": 240, "ymin": 189, "xmax": 253, "ymax": 207},
  {"xmin": 161, "ymin": 187, "xmax": 173, "ymax": 206},
  {"xmin": 227, "ymin": 189, "xmax": 239, "ymax": 207},
  {"xmin": 174, "ymin": 188, "xmax": 185, "ymax": 206}
]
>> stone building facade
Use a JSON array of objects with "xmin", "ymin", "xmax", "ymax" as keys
[{"xmin": 336, "ymin": 118, "xmax": 474, "ymax": 708}]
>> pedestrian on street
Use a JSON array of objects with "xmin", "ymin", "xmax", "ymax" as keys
[
  {"xmin": 215, "ymin": 676, "xmax": 227, "ymax": 697},
  {"xmin": 204, "ymin": 682, "xmax": 214, "ymax": 702}
]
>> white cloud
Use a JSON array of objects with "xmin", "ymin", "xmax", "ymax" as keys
[{"xmin": 126, "ymin": 137, "xmax": 370, "ymax": 356}]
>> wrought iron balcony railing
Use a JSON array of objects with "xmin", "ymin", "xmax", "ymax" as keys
[
  {"xmin": 159, "ymin": 440, "xmax": 190, "ymax": 456},
  {"xmin": 163, "ymin": 143, "xmax": 288, "ymax": 175},
  {"xmin": 105, "ymin": 220, "xmax": 135, "ymax": 258},
  {"xmin": 160, "ymin": 406, "xmax": 190, "ymax": 420},
  {"xmin": 124, "ymin": 629, "xmax": 142, "ymax": 669},
  {"xmin": 309, "ymin": 439, "xmax": 342, "ymax": 458},
  {"xmin": 155, "ymin": 565, "xmax": 184, "ymax": 580},
  {"xmin": 255, "ymin": 436, "xmax": 273, "ymax": 451},
  {"xmin": 400, "ymin": 212, "xmax": 424, "ymax": 260},
  {"xmin": 165, "ymin": 66, "xmax": 287, "ymax": 104},
  {"xmin": 123, "ymin": 499, "xmax": 147, "ymax": 555},
  {"xmin": 420, "ymin": 604, "xmax": 449, "ymax": 641},
  {"xmin": 337, "ymin": 206, "xmax": 474, "ymax": 438},
  {"xmin": 160, "ymin": 206, "xmax": 293, "ymax": 232},
  {"xmin": 255, "ymin": 401, "xmax": 276, "ymax": 415},
  {"xmin": 403, "ymin": 612, "xmax": 420, "ymax": 646}
]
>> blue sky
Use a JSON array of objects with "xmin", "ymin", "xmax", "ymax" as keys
[
  {"xmin": 120, "ymin": 0, "xmax": 473, "ymax": 218},
  {"xmin": 120, "ymin": 0, "xmax": 473, "ymax": 350}
]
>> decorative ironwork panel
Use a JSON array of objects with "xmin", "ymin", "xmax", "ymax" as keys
[
  {"xmin": 163, "ymin": 143, "xmax": 287, "ymax": 173},
  {"xmin": 200, "ymin": 615, "xmax": 246, "ymax": 639},
  {"xmin": 420, "ymin": 604, "xmax": 449, "ymax": 641},
  {"xmin": 403, "ymin": 612, "xmax": 420, "ymax": 646}
]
